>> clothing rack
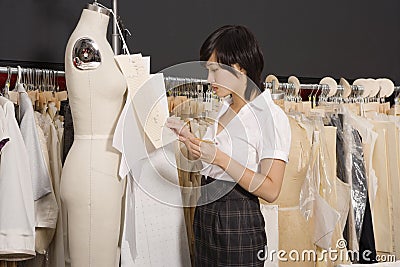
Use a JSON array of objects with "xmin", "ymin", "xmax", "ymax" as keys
[
  {"xmin": 163, "ymin": 75, "xmax": 400, "ymax": 102},
  {"xmin": 264, "ymin": 82, "xmax": 364, "ymax": 96},
  {"xmin": 0, "ymin": 66, "xmax": 65, "ymax": 76},
  {"xmin": 164, "ymin": 76, "xmax": 209, "ymax": 85},
  {"xmin": 0, "ymin": 66, "xmax": 67, "ymax": 91},
  {"xmin": 264, "ymin": 79, "xmax": 400, "ymax": 101}
]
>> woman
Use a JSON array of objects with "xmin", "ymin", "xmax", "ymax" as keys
[{"xmin": 167, "ymin": 25, "xmax": 291, "ymax": 266}]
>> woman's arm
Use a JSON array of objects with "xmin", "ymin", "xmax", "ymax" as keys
[
  {"xmin": 167, "ymin": 117, "xmax": 286, "ymax": 202},
  {"xmin": 216, "ymin": 151, "xmax": 285, "ymax": 203},
  {"xmin": 189, "ymin": 138, "xmax": 286, "ymax": 203}
]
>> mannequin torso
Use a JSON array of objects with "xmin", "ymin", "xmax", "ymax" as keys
[{"xmin": 61, "ymin": 7, "xmax": 126, "ymax": 267}]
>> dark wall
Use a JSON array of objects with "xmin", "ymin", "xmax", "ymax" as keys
[{"xmin": 0, "ymin": 0, "xmax": 399, "ymax": 83}]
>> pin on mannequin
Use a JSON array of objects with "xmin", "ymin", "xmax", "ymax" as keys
[{"xmin": 61, "ymin": 2, "xmax": 126, "ymax": 267}]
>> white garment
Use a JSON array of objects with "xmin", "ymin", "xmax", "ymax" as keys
[
  {"xmin": 17, "ymin": 84, "xmax": 53, "ymax": 200},
  {"xmin": 19, "ymin": 87, "xmax": 58, "ymax": 233},
  {"xmin": 36, "ymin": 111, "xmax": 66, "ymax": 267},
  {"xmin": 260, "ymin": 205, "xmax": 279, "ymax": 267},
  {"xmin": 0, "ymin": 109, "xmax": 9, "ymax": 151},
  {"xmin": 32, "ymin": 121, "xmax": 58, "ymax": 231},
  {"xmin": 201, "ymin": 89, "xmax": 291, "ymax": 182},
  {"xmin": 113, "ymin": 92, "xmax": 191, "ymax": 267},
  {"xmin": 20, "ymin": 122, "xmax": 58, "ymax": 267},
  {"xmin": 0, "ymin": 97, "xmax": 35, "ymax": 260}
]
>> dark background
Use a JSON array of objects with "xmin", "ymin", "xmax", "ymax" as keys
[{"xmin": 0, "ymin": 0, "xmax": 399, "ymax": 83}]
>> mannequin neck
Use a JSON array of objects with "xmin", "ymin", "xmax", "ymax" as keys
[
  {"xmin": 85, "ymin": 3, "xmax": 110, "ymax": 16},
  {"xmin": 77, "ymin": 8, "xmax": 110, "ymax": 37}
]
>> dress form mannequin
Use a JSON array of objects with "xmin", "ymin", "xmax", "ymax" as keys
[
  {"xmin": 261, "ymin": 116, "xmax": 314, "ymax": 267},
  {"xmin": 61, "ymin": 4, "xmax": 126, "ymax": 267}
]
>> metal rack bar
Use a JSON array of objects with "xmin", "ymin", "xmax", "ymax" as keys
[
  {"xmin": 0, "ymin": 66, "xmax": 65, "ymax": 76},
  {"xmin": 264, "ymin": 82, "xmax": 364, "ymax": 94},
  {"xmin": 164, "ymin": 76, "xmax": 209, "ymax": 85}
]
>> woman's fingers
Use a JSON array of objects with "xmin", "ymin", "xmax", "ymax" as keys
[
  {"xmin": 189, "ymin": 140, "xmax": 200, "ymax": 152},
  {"xmin": 178, "ymin": 135, "xmax": 187, "ymax": 142},
  {"xmin": 189, "ymin": 137, "xmax": 201, "ymax": 146},
  {"xmin": 191, "ymin": 150, "xmax": 201, "ymax": 158}
]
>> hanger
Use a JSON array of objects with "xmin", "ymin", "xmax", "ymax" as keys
[
  {"xmin": 1, "ymin": 67, "xmax": 12, "ymax": 98},
  {"xmin": 22, "ymin": 68, "xmax": 27, "ymax": 87},
  {"xmin": 288, "ymin": 76, "xmax": 301, "ymax": 102},
  {"xmin": 25, "ymin": 68, "xmax": 32, "ymax": 91},
  {"xmin": 339, "ymin": 78, "xmax": 352, "ymax": 103},
  {"xmin": 313, "ymin": 85, "xmax": 321, "ymax": 108}
]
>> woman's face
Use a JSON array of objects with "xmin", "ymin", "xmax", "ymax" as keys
[{"xmin": 206, "ymin": 53, "xmax": 247, "ymax": 99}]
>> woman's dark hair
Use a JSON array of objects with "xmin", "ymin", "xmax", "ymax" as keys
[{"xmin": 200, "ymin": 25, "xmax": 264, "ymax": 100}]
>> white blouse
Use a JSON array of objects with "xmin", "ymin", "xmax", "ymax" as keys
[
  {"xmin": 0, "ymin": 97, "xmax": 35, "ymax": 260},
  {"xmin": 200, "ymin": 89, "xmax": 291, "ymax": 182}
]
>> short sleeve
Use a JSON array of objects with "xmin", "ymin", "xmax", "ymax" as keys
[{"xmin": 256, "ymin": 100, "xmax": 291, "ymax": 163}]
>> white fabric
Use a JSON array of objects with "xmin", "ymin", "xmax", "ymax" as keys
[
  {"xmin": 122, "ymin": 147, "xmax": 190, "ymax": 267},
  {"xmin": 36, "ymin": 111, "xmax": 66, "ymax": 267},
  {"xmin": 371, "ymin": 120, "xmax": 399, "ymax": 255},
  {"xmin": 113, "ymin": 90, "xmax": 143, "ymax": 263},
  {"xmin": 201, "ymin": 89, "xmax": 291, "ymax": 182},
  {"xmin": 120, "ymin": 173, "xmax": 136, "ymax": 266},
  {"xmin": 18, "ymin": 85, "xmax": 53, "ymax": 200},
  {"xmin": 0, "ymin": 97, "xmax": 35, "ymax": 260},
  {"xmin": 114, "ymin": 91, "xmax": 190, "ymax": 266},
  {"xmin": 19, "ymin": 87, "xmax": 58, "ymax": 236},
  {"xmin": 0, "ymin": 106, "xmax": 9, "ymax": 151},
  {"xmin": 260, "ymin": 204, "xmax": 279, "ymax": 267},
  {"xmin": 113, "ymin": 91, "xmax": 147, "ymax": 180},
  {"xmin": 33, "ymin": 119, "xmax": 58, "ymax": 230}
]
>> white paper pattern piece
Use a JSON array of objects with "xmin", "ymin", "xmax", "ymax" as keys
[
  {"xmin": 113, "ymin": 90, "xmax": 148, "ymax": 180},
  {"xmin": 131, "ymin": 73, "xmax": 176, "ymax": 149},
  {"xmin": 115, "ymin": 54, "xmax": 149, "ymax": 97}
]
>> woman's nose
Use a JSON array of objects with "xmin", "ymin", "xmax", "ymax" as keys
[{"xmin": 207, "ymin": 71, "xmax": 215, "ymax": 83}]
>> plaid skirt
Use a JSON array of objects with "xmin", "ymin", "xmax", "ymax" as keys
[{"xmin": 193, "ymin": 176, "xmax": 267, "ymax": 267}]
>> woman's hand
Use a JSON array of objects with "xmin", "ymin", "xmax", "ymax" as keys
[
  {"xmin": 188, "ymin": 138, "xmax": 219, "ymax": 164},
  {"xmin": 166, "ymin": 117, "xmax": 199, "ymax": 160},
  {"xmin": 165, "ymin": 117, "xmax": 195, "ymax": 142}
]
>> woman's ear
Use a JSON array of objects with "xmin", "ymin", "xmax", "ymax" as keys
[{"xmin": 232, "ymin": 63, "xmax": 247, "ymax": 76}]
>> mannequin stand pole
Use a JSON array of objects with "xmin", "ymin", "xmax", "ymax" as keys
[{"xmin": 112, "ymin": 0, "xmax": 120, "ymax": 55}]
